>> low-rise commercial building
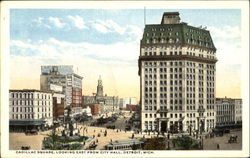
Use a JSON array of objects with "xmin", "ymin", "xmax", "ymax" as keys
[
  {"xmin": 83, "ymin": 104, "xmax": 102, "ymax": 116},
  {"xmin": 126, "ymin": 104, "xmax": 140, "ymax": 111},
  {"xmin": 216, "ymin": 97, "xmax": 242, "ymax": 126},
  {"xmin": 52, "ymin": 93, "xmax": 65, "ymax": 120},
  {"xmin": 119, "ymin": 97, "xmax": 138, "ymax": 109},
  {"xmin": 9, "ymin": 89, "xmax": 53, "ymax": 132}
]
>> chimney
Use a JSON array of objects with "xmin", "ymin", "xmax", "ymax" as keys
[{"xmin": 161, "ymin": 12, "xmax": 180, "ymax": 24}]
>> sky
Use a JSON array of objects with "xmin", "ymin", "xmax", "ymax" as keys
[{"xmin": 9, "ymin": 9, "xmax": 242, "ymax": 99}]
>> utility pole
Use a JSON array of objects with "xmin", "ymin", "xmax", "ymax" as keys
[{"xmin": 144, "ymin": 7, "xmax": 146, "ymax": 26}]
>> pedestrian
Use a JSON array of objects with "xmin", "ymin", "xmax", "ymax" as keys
[
  {"xmin": 110, "ymin": 139, "xmax": 112, "ymax": 143},
  {"xmin": 217, "ymin": 144, "xmax": 220, "ymax": 150}
]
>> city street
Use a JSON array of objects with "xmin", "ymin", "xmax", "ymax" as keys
[
  {"xmin": 9, "ymin": 110, "xmax": 242, "ymax": 150},
  {"xmin": 203, "ymin": 129, "xmax": 242, "ymax": 150},
  {"xmin": 9, "ymin": 111, "xmax": 144, "ymax": 150}
]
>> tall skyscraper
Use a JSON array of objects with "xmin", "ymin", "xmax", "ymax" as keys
[
  {"xmin": 138, "ymin": 12, "xmax": 217, "ymax": 134},
  {"xmin": 40, "ymin": 65, "xmax": 83, "ymax": 108}
]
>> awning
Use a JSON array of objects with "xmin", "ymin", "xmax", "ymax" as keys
[{"xmin": 9, "ymin": 120, "xmax": 45, "ymax": 126}]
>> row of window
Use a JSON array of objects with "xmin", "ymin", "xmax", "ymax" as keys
[
  {"xmin": 145, "ymin": 36, "xmax": 212, "ymax": 48},
  {"xmin": 145, "ymin": 38, "xmax": 180, "ymax": 44},
  {"xmin": 207, "ymin": 112, "xmax": 215, "ymax": 117},
  {"xmin": 145, "ymin": 74, "xmax": 185, "ymax": 80},
  {"xmin": 144, "ymin": 61, "xmax": 215, "ymax": 69},
  {"xmin": 216, "ymin": 117, "xmax": 234, "ymax": 123},
  {"xmin": 12, "ymin": 114, "xmax": 34, "ymax": 120},
  {"xmin": 11, "ymin": 100, "xmax": 51, "ymax": 106},
  {"xmin": 145, "ymin": 92, "xmax": 214, "ymax": 99},
  {"xmin": 144, "ymin": 98, "xmax": 215, "ymax": 106},
  {"xmin": 143, "ymin": 45, "xmax": 215, "ymax": 54},
  {"xmin": 145, "ymin": 113, "xmax": 184, "ymax": 119},
  {"xmin": 216, "ymin": 104, "xmax": 234, "ymax": 110},
  {"xmin": 144, "ymin": 51, "xmax": 183, "ymax": 56},
  {"xmin": 145, "ymin": 86, "xmax": 210, "ymax": 93},
  {"xmin": 145, "ymin": 86, "xmax": 183, "ymax": 93},
  {"xmin": 144, "ymin": 61, "xmax": 184, "ymax": 67},
  {"xmin": 12, "ymin": 107, "xmax": 33, "ymax": 113},
  {"xmin": 207, "ymin": 105, "xmax": 215, "ymax": 110},
  {"xmin": 12, "ymin": 107, "xmax": 51, "ymax": 113},
  {"xmin": 11, "ymin": 113, "xmax": 51, "ymax": 120},
  {"xmin": 11, "ymin": 93, "xmax": 51, "ymax": 99},
  {"xmin": 216, "ymin": 111, "xmax": 234, "ymax": 115}
]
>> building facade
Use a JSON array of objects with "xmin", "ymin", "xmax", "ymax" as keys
[
  {"xmin": 52, "ymin": 92, "xmax": 65, "ymax": 119},
  {"xmin": 126, "ymin": 104, "xmax": 140, "ymax": 112},
  {"xmin": 83, "ymin": 104, "xmax": 102, "ymax": 116},
  {"xmin": 40, "ymin": 65, "xmax": 83, "ymax": 108},
  {"xmin": 83, "ymin": 76, "xmax": 119, "ymax": 113},
  {"xmin": 216, "ymin": 97, "xmax": 242, "ymax": 126},
  {"xmin": 9, "ymin": 90, "xmax": 53, "ymax": 131},
  {"xmin": 234, "ymin": 99, "xmax": 242, "ymax": 124},
  {"xmin": 139, "ymin": 12, "xmax": 217, "ymax": 133},
  {"xmin": 119, "ymin": 97, "xmax": 138, "ymax": 109}
]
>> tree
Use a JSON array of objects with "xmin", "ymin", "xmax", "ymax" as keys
[
  {"xmin": 143, "ymin": 138, "xmax": 166, "ymax": 150},
  {"xmin": 172, "ymin": 136, "xmax": 200, "ymax": 150},
  {"xmin": 45, "ymin": 129, "xmax": 61, "ymax": 150}
]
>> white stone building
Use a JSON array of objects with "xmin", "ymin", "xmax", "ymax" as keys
[
  {"xmin": 139, "ymin": 12, "xmax": 217, "ymax": 134},
  {"xmin": 234, "ymin": 99, "xmax": 242, "ymax": 124},
  {"xmin": 216, "ymin": 97, "xmax": 242, "ymax": 126},
  {"xmin": 9, "ymin": 89, "xmax": 53, "ymax": 131},
  {"xmin": 119, "ymin": 97, "xmax": 138, "ymax": 109}
]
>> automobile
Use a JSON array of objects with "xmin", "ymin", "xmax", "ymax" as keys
[
  {"xmin": 125, "ymin": 126, "xmax": 131, "ymax": 131},
  {"xmin": 25, "ymin": 129, "xmax": 38, "ymax": 135},
  {"xmin": 21, "ymin": 146, "xmax": 30, "ymax": 150},
  {"xmin": 106, "ymin": 125, "xmax": 115, "ymax": 129}
]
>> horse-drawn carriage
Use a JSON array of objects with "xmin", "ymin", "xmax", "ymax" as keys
[{"xmin": 228, "ymin": 135, "xmax": 238, "ymax": 143}]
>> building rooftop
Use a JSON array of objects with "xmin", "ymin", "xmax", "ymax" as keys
[
  {"xmin": 9, "ymin": 89, "xmax": 53, "ymax": 93},
  {"xmin": 141, "ymin": 12, "xmax": 216, "ymax": 51}
]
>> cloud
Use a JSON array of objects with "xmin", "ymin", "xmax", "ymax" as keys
[
  {"xmin": 91, "ymin": 19, "xmax": 143, "ymax": 42},
  {"xmin": 32, "ymin": 17, "xmax": 51, "ymax": 29},
  {"xmin": 92, "ymin": 19, "xmax": 126, "ymax": 35},
  {"xmin": 209, "ymin": 25, "xmax": 241, "ymax": 40},
  {"xmin": 67, "ymin": 15, "xmax": 87, "ymax": 30},
  {"xmin": 10, "ymin": 38, "xmax": 139, "ymax": 63},
  {"xmin": 92, "ymin": 22, "xmax": 109, "ymax": 33},
  {"xmin": 208, "ymin": 25, "xmax": 242, "ymax": 66},
  {"xmin": 48, "ymin": 17, "xmax": 66, "ymax": 28}
]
